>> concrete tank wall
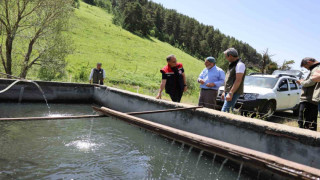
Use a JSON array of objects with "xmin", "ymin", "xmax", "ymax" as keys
[
  {"xmin": 93, "ymin": 86, "xmax": 320, "ymax": 169},
  {"xmin": 0, "ymin": 79, "xmax": 94, "ymax": 103}
]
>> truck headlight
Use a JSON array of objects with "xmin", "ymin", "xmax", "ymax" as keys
[{"xmin": 243, "ymin": 93, "xmax": 259, "ymax": 100}]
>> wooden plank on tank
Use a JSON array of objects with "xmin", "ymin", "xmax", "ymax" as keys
[
  {"xmin": 0, "ymin": 115, "xmax": 103, "ymax": 121},
  {"xmin": 126, "ymin": 106, "xmax": 202, "ymax": 115}
]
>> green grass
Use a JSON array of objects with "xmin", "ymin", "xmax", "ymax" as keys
[{"xmin": 61, "ymin": 2, "xmax": 206, "ymax": 104}]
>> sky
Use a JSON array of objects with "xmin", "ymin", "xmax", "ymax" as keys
[{"xmin": 151, "ymin": 0, "xmax": 320, "ymax": 70}]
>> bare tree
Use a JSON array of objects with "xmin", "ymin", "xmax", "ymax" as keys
[
  {"xmin": 260, "ymin": 48, "xmax": 274, "ymax": 74},
  {"xmin": 0, "ymin": 0, "xmax": 73, "ymax": 78}
]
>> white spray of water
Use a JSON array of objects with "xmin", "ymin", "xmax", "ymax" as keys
[
  {"xmin": 28, "ymin": 80, "xmax": 51, "ymax": 114},
  {"xmin": 191, "ymin": 150, "xmax": 204, "ymax": 178},
  {"xmin": 173, "ymin": 143, "xmax": 185, "ymax": 174},
  {"xmin": 65, "ymin": 140, "xmax": 97, "ymax": 151},
  {"xmin": 209, "ymin": 154, "xmax": 217, "ymax": 178},
  {"xmin": 159, "ymin": 140, "xmax": 175, "ymax": 179},
  {"xmin": 179, "ymin": 146, "xmax": 193, "ymax": 178},
  {"xmin": 0, "ymin": 79, "xmax": 51, "ymax": 114},
  {"xmin": 216, "ymin": 158, "xmax": 229, "ymax": 178},
  {"xmin": 66, "ymin": 117, "xmax": 97, "ymax": 151},
  {"xmin": 237, "ymin": 162, "xmax": 244, "ymax": 180}
]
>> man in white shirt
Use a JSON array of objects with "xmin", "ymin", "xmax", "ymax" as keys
[
  {"xmin": 89, "ymin": 63, "xmax": 106, "ymax": 85},
  {"xmin": 221, "ymin": 48, "xmax": 246, "ymax": 112}
]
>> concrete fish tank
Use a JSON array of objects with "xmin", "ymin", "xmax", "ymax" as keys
[{"xmin": 0, "ymin": 78, "xmax": 319, "ymax": 179}]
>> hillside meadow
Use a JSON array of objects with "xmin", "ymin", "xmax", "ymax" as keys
[{"xmin": 63, "ymin": 2, "xmax": 212, "ymax": 103}]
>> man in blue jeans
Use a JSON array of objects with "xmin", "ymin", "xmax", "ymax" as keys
[{"xmin": 221, "ymin": 48, "xmax": 246, "ymax": 112}]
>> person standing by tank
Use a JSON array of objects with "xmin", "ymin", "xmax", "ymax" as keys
[
  {"xmin": 89, "ymin": 63, "xmax": 106, "ymax": 85},
  {"xmin": 198, "ymin": 57, "xmax": 225, "ymax": 109},
  {"xmin": 221, "ymin": 48, "xmax": 246, "ymax": 112},
  {"xmin": 156, "ymin": 55, "xmax": 187, "ymax": 102},
  {"xmin": 311, "ymin": 62, "xmax": 320, "ymax": 130},
  {"xmin": 297, "ymin": 57, "xmax": 320, "ymax": 131}
]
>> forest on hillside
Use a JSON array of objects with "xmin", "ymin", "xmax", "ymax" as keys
[{"xmin": 81, "ymin": 0, "xmax": 280, "ymax": 73}]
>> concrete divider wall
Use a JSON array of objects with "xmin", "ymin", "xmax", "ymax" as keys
[
  {"xmin": 93, "ymin": 86, "xmax": 320, "ymax": 169},
  {"xmin": 0, "ymin": 79, "xmax": 94, "ymax": 103}
]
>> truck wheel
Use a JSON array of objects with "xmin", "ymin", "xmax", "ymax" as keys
[{"xmin": 261, "ymin": 101, "xmax": 276, "ymax": 119}]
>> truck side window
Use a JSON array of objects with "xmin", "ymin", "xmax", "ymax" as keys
[
  {"xmin": 288, "ymin": 79, "xmax": 298, "ymax": 90},
  {"xmin": 278, "ymin": 79, "xmax": 289, "ymax": 91}
]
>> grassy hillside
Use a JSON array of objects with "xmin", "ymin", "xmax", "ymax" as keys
[{"xmin": 64, "ymin": 2, "xmax": 207, "ymax": 103}]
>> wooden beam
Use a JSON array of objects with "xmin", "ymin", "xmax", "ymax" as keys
[
  {"xmin": 96, "ymin": 106, "xmax": 320, "ymax": 180},
  {"xmin": 0, "ymin": 115, "xmax": 104, "ymax": 121},
  {"xmin": 126, "ymin": 106, "xmax": 202, "ymax": 115},
  {"xmin": 92, "ymin": 106, "xmax": 202, "ymax": 116}
]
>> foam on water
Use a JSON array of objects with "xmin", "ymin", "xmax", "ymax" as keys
[
  {"xmin": 48, "ymin": 114, "xmax": 69, "ymax": 117},
  {"xmin": 65, "ymin": 140, "xmax": 98, "ymax": 151}
]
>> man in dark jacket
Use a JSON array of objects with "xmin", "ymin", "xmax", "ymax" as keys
[
  {"xmin": 89, "ymin": 63, "xmax": 106, "ymax": 85},
  {"xmin": 297, "ymin": 57, "xmax": 320, "ymax": 131},
  {"xmin": 156, "ymin": 55, "xmax": 187, "ymax": 102},
  {"xmin": 221, "ymin": 48, "xmax": 246, "ymax": 112}
]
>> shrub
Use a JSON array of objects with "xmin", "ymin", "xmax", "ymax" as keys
[
  {"xmin": 38, "ymin": 64, "xmax": 66, "ymax": 81},
  {"xmin": 185, "ymin": 75, "xmax": 199, "ymax": 95},
  {"xmin": 74, "ymin": 65, "xmax": 90, "ymax": 82},
  {"xmin": 73, "ymin": 0, "xmax": 80, "ymax": 8},
  {"xmin": 95, "ymin": 0, "xmax": 112, "ymax": 13},
  {"xmin": 150, "ymin": 29, "xmax": 156, "ymax": 37}
]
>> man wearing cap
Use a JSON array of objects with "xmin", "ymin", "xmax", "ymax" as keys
[
  {"xmin": 198, "ymin": 57, "xmax": 225, "ymax": 109},
  {"xmin": 89, "ymin": 63, "xmax": 106, "ymax": 85},
  {"xmin": 297, "ymin": 57, "xmax": 320, "ymax": 131},
  {"xmin": 221, "ymin": 48, "xmax": 246, "ymax": 112},
  {"xmin": 156, "ymin": 55, "xmax": 187, "ymax": 102}
]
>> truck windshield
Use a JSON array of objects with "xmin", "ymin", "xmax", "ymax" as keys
[{"xmin": 244, "ymin": 76, "xmax": 278, "ymax": 89}]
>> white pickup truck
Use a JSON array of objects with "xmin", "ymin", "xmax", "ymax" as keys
[{"xmin": 217, "ymin": 71, "xmax": 303, "ymax": 117}]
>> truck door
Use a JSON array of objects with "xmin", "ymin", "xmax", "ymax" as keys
[
  {"xmin": 276, "ymin": 79, "xmax": 291, "ymax": 109},
  {"xmin": 288, "ymin": 79, "xmax": 301, "ymax": 109}
]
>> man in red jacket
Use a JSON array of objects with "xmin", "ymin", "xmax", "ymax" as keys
[{"xmin": 156, "ymin": 55, "xmax": 187, "ymax": 102}]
